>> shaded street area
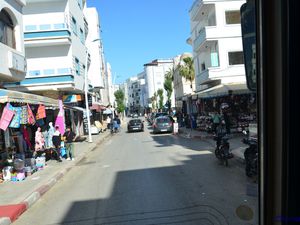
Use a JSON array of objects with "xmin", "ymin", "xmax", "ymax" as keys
[{"xmin": 13, "ymin": 125, "xmax": 258, "ymax": 225}]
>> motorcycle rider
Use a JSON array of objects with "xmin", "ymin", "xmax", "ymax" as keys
[{"xmin": 215, "ymin": 120, "xmax": 227, "ymax": 150}]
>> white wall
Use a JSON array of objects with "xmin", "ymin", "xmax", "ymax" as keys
[
  {"xmin": 0, "ymin": 0, "xmax": 26, "ymax": 82},
  {"xmin": 144, "ymin": 60, "xmax": 175, "ymax": 108},
  {"xmin": 190, "ymin": 0, "xmax": 246, "ymax": 92},
  {"xmin": 23, "ymin": 1, "xmax": 66, "ymax": 27},
  {"xmin": 84, "ymin": 7, "xmax": 104, "ymax": 88}
]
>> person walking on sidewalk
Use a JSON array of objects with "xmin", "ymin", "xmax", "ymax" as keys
[
  {"xmin": 52, "ymin": 125, "xmax": 62, "ymax": 162},
  {"xmin": 63, "ymin": 127, "xmax": 76, "ymax": 161}
]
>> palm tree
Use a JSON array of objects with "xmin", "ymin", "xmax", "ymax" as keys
[
  {"xmin": 157, "ymin": 89, "xmax": 164, "ymax": 110},
  {"xmin": 164, "ymin": 68, "xmax": 174, "ymax": 113},
  {"xmin": 178, "ymin": 56, "xmax": 195, "ymax": 90}
]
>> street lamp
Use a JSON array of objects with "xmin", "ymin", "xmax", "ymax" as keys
[{"xmin": 84, "ymin": 38, "xmax": 100, "ymax": 143}]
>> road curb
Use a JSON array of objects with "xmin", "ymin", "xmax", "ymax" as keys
[{"xmin": 0, "ymin": 132, "xmax": 110, "ymax": 225}]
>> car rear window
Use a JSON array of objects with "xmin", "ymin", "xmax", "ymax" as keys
[
  {"xmin": 156, "ymin": 118, "xmax": 170, "ymax": 123},
  {"xmin": 129, "ymin": 119, "xmax": 141, "ymax": 125}
]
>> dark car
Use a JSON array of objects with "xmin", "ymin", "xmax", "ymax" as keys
[
  {"xmin": 152, "ymin": 116, "xmax": 173, "ymax": 134},
  {"xmin": 127, "ymin": 119, "xmax": 144, "ymax": 132}
]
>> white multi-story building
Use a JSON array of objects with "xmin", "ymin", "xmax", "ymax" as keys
[
  {"xmin": 173, "ymin": 53, "xmax": 195, "ymax": 109},
  {"xmin": 84, "ymin": 7, "xmax": 105, "ymax": 104},
  {"xmin": 189, "ymin": 0, "xmax": 246, "ymax": 92},
  {"xmin": 144, "ymin": 59, "xmax": 175, "ymax": 109},
  {"xmin": 105, "ymin": 62, "xmax": 114, "ymax": 105},
  {"xmin": 0, "ymin": 0, "xmax": 27, "ymax": 83},
  {"xmin": 4, "ymin": 0, "xmax": 90, "ymax": 99}
]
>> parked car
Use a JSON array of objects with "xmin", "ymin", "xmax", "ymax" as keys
[
  {"xmin": 127, "ymin": 119, "xmax": 144, "ymax": 132},
  {"xmin": 152, "ymin": 116, "xmax": 173, "ymax": 134}
]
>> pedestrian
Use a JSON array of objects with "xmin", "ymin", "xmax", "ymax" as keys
[
  {"xmin": 106, "ymin": 116, "xmax": 111, "ymax": 130},
  {"xmin": 63, "ymin": 127, "xmax": 76, "ymax": 161},
  {"xmin": 116, "ymin": 115, "xmax": 121, "ymax": 131},
  {"xmin": 52, "ymin": 125, "xmax": 62, "ymax": 162},
  {"xmin": 47, "ymin": 122, "xmax": 55, "ymax": 148}
]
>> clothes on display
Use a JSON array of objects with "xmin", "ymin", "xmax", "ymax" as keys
[{"xmin": 0, "ymin": 104, "xmax": 15, "ymax": 131}]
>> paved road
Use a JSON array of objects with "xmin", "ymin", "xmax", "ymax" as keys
[{"xmin": 14, "ymin": 122, "xmax": 258, "ymax": 225}]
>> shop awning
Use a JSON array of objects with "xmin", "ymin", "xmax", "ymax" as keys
[
  {"xmin": 103, "ymin": 108, "xmax": 113, "ymax": 114},
  {"xmin": 90, "ymin": 102, "xmax": 106, "ymax": 112},
  {"xmin": 0, "ymin": 89, "xmax": 59, "ymax": 107},
  {"xmin": 197, "ymin": 83, "xmax": 252, "ymax": 99}
]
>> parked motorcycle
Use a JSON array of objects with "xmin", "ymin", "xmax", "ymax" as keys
[
  {"xmin": 214, "ymin": 134, "xmax": 234, "ymax": 166},
  {"xmin": 242, "ymin": 131, "xmax": 258, "ymax": 178}
]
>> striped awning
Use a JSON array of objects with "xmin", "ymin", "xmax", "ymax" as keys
[{"xmin": 0, "ymin": 89, "xmax": 59, "ymax": 107}]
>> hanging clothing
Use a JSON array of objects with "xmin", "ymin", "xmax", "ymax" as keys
[
  {"xmin": 35, "ymin": 130, "xmax": 45, "ymax": 151},
  {"xmin": 36, "ymin": 104, "xmax": 46, "ymax": 120},
  {"xmin": 27, "ymin": 104, "xmax": 35, "ymax": 125},
  {"xmin": 20, "ymin": 105, "xmax": 28, "ymax": 124},
  {"xmin": 0, "ymin": 103, "xmax": 15, "ymax": 131},
  {"xmin": 21, "ymin": 126, "xmax": 32, "ymax": 150},
  {"xmin": 9, "ymin": 106, "xmax": 22, "ymax": 128}
]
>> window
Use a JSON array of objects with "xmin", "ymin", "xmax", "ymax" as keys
[
  {"xmin": 77, "ymin": 0, "xmax": 83, "ymax": 9},
  {"xmin": 80, "ymin": 28, "xmax": 84, "ymax": 43},
  {"xmin": 228, "ymin": 51, "xmax": 244, "ymax": 65},
  {"xmin": 75, "ymin": 58, "xmax": 80, "ymax": 75},
  {"xmin": 28, "ymin": 70, "xmax": 41, "ymax": 76},
  {"xmin": 225, "ymin": 10, "xmax": 241, "ymax": 24},
  {"xmin": 25, "ymin": 25, "xmax": 37, "ymax": 31},
  {"xmin": 0, "ymin": 9, "xmax": 15, "ymax": 49},
  {"xmin": 39, "ymin": 24, "xmax": 51, "ymax": 30},
  {"xmin": 201, "ymin": 63, "xmax": 206, "ymax": 71},
  {"xmin": 71, "ymin": 17, "xmax": 77, "ymax": 35}
]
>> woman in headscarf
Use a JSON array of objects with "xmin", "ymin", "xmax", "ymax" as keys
[
  {"xmin": 52, "ymin": 125, "xmax": 62, "ymax": 162},
  {"xmin": 47, "ymin": 122, "xmax": 55, "ymax": 148}
]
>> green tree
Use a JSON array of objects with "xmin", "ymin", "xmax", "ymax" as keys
[
  {"xmin": 114, "ymin": 90, "xmax": 125, "ymax": 113},
  {"xmin": 157, "ymin": 89, "xmax": 164, "ymax": 110},
  {"xmin": 164, "ymin": 68, "xmax": 174, "ymax": 113},
  {"xmin": 151, "ymin": 91, "xmax": 158, "ymax": 111},
  {"xmin": 178, "ymin": 56, "xmax": 195, "ymax": 90}
]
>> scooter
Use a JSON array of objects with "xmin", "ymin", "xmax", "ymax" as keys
[
  {"xmin": 242, "ymin": 131, "xmax": 258, "ymax": 178},
  {"xmin": 214, "ymin": 134, "xmax": 234, "ymax": 166}
]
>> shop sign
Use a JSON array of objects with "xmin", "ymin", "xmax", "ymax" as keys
[
  {"xmin": 83, "ymin": 117, "xmax": 89, "ymax": 135},
  {"xmin": 88, "ymin": 94, "xmax": 92, "ymax": 107}
]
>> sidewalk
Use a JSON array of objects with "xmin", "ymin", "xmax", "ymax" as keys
[
  {"xmin": 178, "ymin": 127, "xmax": 246, "ymax": 162},
  {"xmin": 0, "ymin": 131, "xmax": 111, "ymax": 225}
]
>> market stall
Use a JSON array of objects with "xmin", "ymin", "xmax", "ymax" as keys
[{"xmin": 0, "ymin": 89, "xmax": 59, "ymax": 183}]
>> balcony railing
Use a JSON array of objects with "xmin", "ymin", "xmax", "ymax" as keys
[
  {"xmin": 25, "ymin": 23, "xmax": 69, "ymax": 32},
  {"xmin": 194, "ymin": 27, "xmax": 206, "ymax": 50},
  {"xmin": 26, "ymin": 68, "xmax": 73, "ymax": 77}
]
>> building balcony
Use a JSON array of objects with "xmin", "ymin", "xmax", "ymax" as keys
[
  {"xmin": 193, "ymin": 26, "xmax": 219, "ymax": 51},
  {"xmin": 24, "ymin": 23, "xmax": 71, "ymax": 47},
  {"xmin": 196, "ymin": 65, "xmax": 246, "ymax": 91},
  {"xmin": 0, "ymin": 45, "xmax": 26, "ymax": 82},
  {"xmin": 3, "ymin": 68, "xmax": 84, "ymax": 92},
  {"xmin": 189, "ymin": 0, "xmax": 215, "ymax": 22}
]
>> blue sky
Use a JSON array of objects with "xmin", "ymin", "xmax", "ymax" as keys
[{"xmin": 87, "ymin": 0, "xmax": 194, "ymax": 84}]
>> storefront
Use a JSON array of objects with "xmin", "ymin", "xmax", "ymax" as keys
[
  {"xmin": 193, "ymin": 83, "xmax": 257, "ymax": 133},
  {"xmin": 0, "ymin": 89, "xmax": 59, "ymax": 182}
]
